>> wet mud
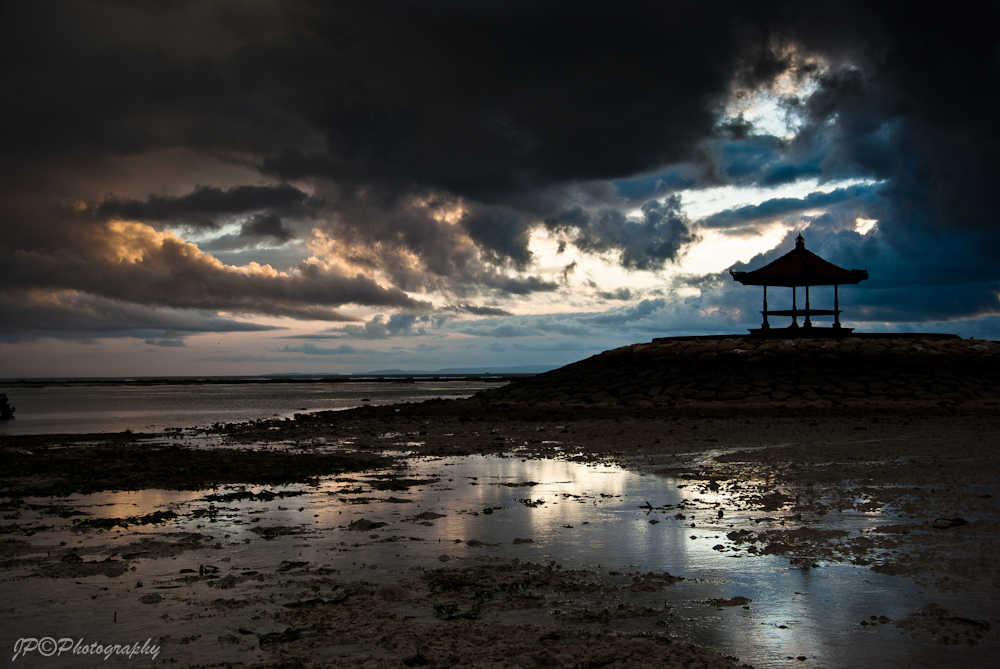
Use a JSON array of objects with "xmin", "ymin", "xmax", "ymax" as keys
[{"xmin": 2, "ymin": 387, "xmax": 1000, "ymax": 666}]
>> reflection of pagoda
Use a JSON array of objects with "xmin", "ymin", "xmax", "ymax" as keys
[{"xmin": 730, "ymin": 234, "xmax": 868, "ymax": 336}]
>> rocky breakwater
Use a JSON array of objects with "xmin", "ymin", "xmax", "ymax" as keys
[{"xmin": 478, "ymin": 336, "xmax": 1000, "ymax": 407}]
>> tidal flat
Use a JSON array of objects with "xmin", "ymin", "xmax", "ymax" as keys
[{"xmin": 2, "ymin": 396, "xmax": 998, "ymax": 668}]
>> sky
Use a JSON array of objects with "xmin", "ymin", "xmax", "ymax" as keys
[{"xmin": 2, "ymin": 1, "xmax": 999, "ymax": 377}]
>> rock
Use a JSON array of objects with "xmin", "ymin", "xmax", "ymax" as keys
[
  {"xmin": 762, "ymin": 542, "xmax": 791, "ymax": 555},
  {"xmin": 139, "ymin": 593, "xmax": 162, "ymax": 604},
  {"xmin": 208, "ymin": 574, "xmax": 240, "ymax": 589},
  {"xmin": 932, "ymin": 517, "xmax": 967, "ymax": 529},
  {"xmin": 700, "ymin": 596, "xmax": 752, "ymax": 607},
  {"xmin": 347, "ymin": 518, "xmax": 387, "ymax": 531}
]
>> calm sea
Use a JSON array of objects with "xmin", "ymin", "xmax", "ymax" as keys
[{"xmin": 0, "ymin": 378, "xmax": 508, "ymax": 436}]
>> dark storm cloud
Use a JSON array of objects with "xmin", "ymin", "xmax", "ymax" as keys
[
  {"xmin": 778, "ymin": 5, "xmax": 1000, "ymax": 246},
  {"xmin": 95, "ymin": 185, "xmax": 309, "ymax": 229},
  {"xmin": 0, "ymin": 291, "xmax": 279, "ymax": 343},
  {"xmin": 304, "ymin": 189, "xmax": 556, "ymax": 297},
  {"xmin": 335, "ymin": 313, "xmax": 429, "ymax": 340},
  {"xmin": 1, "ymin": 1, "xmax": 783, "ymax": 183},
  {"xmin": 0, "ymin": 229, "xmax": 427, "ymax": 325},
  {"xmin": 249, "ymin": 2, "xmax": 789, "ymax": 195},
  {"xmin": 700, "ymin": 184, "xmax": 879, "ymax": 230},
  {"xmin": 240, "ymin": 213, "xmax": 296, "ymax": 241},
  {"xmin": 613, "ymin": 166, "xmax": 702, "ymax": 202},
  {"xmin": 447, "ymin": 304, "xmax": 512, "ymax": 317},
  {"xmin": 1, "ymin": 0, "xmax": 791, "ymax": 289},
  {"xmin": 199, "ymin": 213, "xmax": 299, "ymax": 253},
  {"xmin": 546, "ymin": 197, "xmax": 697, "ymax": 270},
  {"xmin": 2, "ymin": 0, "xmax": 999, "ymax": 336},
  {"xmin": 713, "ymin": 135, "xmax": 828, "ymax": 187}
]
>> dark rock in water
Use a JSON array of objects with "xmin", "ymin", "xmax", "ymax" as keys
[
  {"xmin": 700, "ymin": 596, "xmax": 752, "ymax": 607},
  {"xmin": 0, "ymin": 393, "xmax": 15, "ymax": 420},
  {"xmin": 250, "ymin": 525, "xmax": 309, "ymax": 539},
  {"xmin": 277, "ymin": 560, "xmax": 309, "ymax": 572},
  {"xmin": 932, "ymin": 517, "xmax": 967, "ymax": 529},
  {"xmin": 347, "ymin": 518, "xmax": 386, "ymax": 532}
]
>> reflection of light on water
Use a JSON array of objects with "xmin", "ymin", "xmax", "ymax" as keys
[
  {"xmin": 85, "ymin": 489, "xmax": 203, "ymax": 519},
  {"xmin": 4, "ymin": 454, "xmax": 997, "ymax": 669}
]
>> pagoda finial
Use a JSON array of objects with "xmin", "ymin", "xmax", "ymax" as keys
[{"xmin": 795, "ymin": 233, "xmax": 805, "ymax": 249}]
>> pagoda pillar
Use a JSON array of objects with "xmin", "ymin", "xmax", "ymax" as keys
[
  {"xmin": 804, "ymin": 285, "xmax": 812, "ymax": 328},
  {"xmin": 834, "ymin": 284, "xmax": 841, "ymax": 329},
  {"xmin": 762, "ymin": 286, "xmax": 770, "ymax": 329}
]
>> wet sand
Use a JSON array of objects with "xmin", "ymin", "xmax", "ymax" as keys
[{"xmin": 2, "ymin": 337, "xmax": 999, "ymax": 667}]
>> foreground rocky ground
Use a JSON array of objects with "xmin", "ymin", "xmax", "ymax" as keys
[{"xmin": 2, "ymin": 335, "xmax": 999, "ymax": 667}]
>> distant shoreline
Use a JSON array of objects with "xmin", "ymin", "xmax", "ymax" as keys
[{"xmin": 0, "ymin": 373, "xmax": 532, "ymax": 387}]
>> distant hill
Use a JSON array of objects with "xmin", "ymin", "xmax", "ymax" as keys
[{"xmin": 363, "ymin": 365, "xmax": 557, "ymax": 375}]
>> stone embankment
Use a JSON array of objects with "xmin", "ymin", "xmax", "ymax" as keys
[{"xmin": 479, "ymin": 336, "xmax": 1000, "ymax": 406}]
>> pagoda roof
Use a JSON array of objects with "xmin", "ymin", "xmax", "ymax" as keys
[{"xmin": 729, "ymin": 234, "xmax": 868, "ymax": 287}]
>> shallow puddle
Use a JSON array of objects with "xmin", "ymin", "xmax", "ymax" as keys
[{"xmin": 2, "ymin": 454, "xmax": 996, "ymax": 667}]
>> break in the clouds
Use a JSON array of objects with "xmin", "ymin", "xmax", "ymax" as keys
[{"xmin": 1, "ymin": 1, "xmax": 998, "ymax": 373}]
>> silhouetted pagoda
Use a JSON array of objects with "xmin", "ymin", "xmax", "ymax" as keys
[{"xmin": 730, "ymin": 234, "xmax": 868, "ymax": 336}]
